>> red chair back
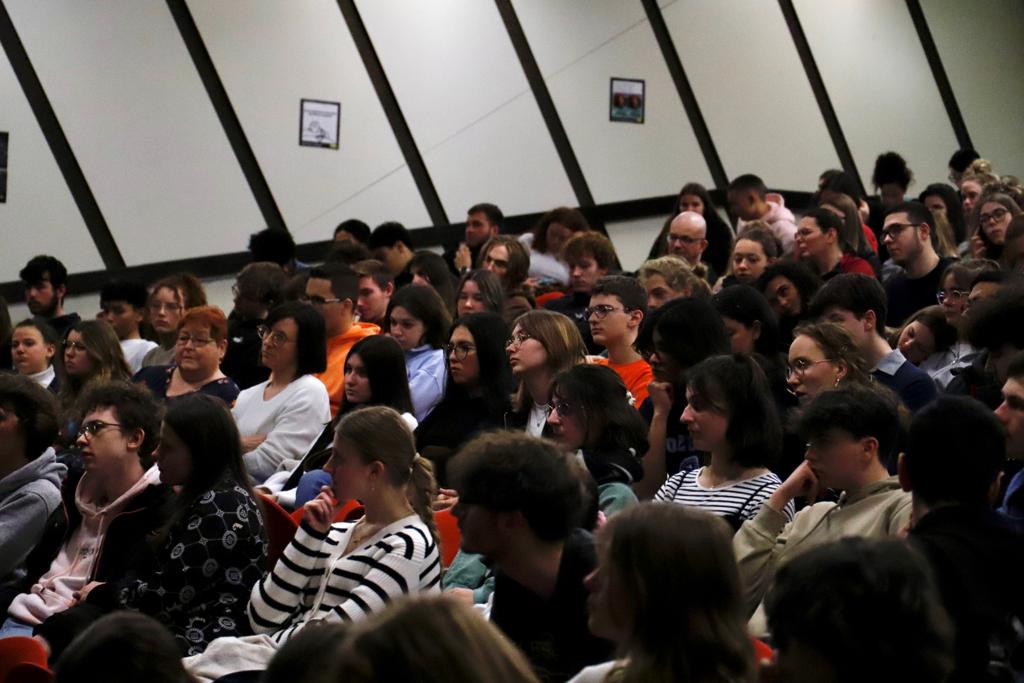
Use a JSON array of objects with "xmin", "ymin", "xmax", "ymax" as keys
[
  {"xmin": 0, "ymin": 637, "xmax": 48, "ymax": 683},
  {"xmin": 289, "ymin": 499, "xmax": 364, "ymax": 527},
  {"xmin": 6, "ymin": 662, "xmax": 53, "ymax": 683},
  {"xmin": 434, "ymin": 508, "xmax": 461, "ymax": 567},
  {"xmin": 255, "ymin": 493, "xmax": 298, "ymax": 568},
  {"xmin": 534, "ymin": 291, "xmax": 565, "ymax": 307}
]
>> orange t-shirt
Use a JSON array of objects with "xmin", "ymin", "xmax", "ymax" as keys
[
  {"xmin": 315, "ymin": 322, "xmax": 379, "ymax": 417},
  {"xmin": 592, "ymin": 356, "xmax": 653, "ymax": 406}
]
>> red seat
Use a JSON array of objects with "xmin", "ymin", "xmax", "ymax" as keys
[
  {"xmin": 6, "ymin": 662, "xmax": 53, "ymax": 683},
  {"xmin": 534, "ymin": 290, "xmax": 565, "ymax": 307},
  {"xmin": 289, "ymin": 499, "xmax": 364, "ymax": 527},
  {"xmin": 0, "ymin": 637, "xmax": 49, "ymax": 683},
  {"xmin": 255, "ymin": 493, "xmax": 298, "ymax": 568},
  {"xmin": 434, "ymin": 508, "xmax": 461, "ymax": 567},
  {"xmin": 751, "ymin": 637, "xmax": 774, "ymax": 665}
]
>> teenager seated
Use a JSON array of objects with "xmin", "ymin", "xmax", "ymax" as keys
[
  {"xmin": 134, "ymin": 305, "xmax": 239, "ymax": 405},
  {"xmin": 384, "ymin": 284, "xmax": 451, "ymax": 422},
  {"xmin": 733, "ymin": 386, "xmax": 911, "ymax": 635},
  {"xmin": 97, "ymin": 280, "xmax": 157, "ymax": 373},
  {"xmin": 184, "ymin": 406, "xmax": 441, "ymax": 682},
  {"xmin": 223, "ymin": 262, "xmax": 287, "ymax": 390},
  {"xmin": 141, "ymin": 273, "xmax": 207, "ymax": 368},
  {"xmin": 449, "ymin": 431, "xmax": 613, "ymax": 682},
  {"xmin": 636, "ymin": 256, "xmax": 710, "ymax": 311},
  {"xmin": 0, "ymin": 382, "xmax": 172, "ymax": 639},
  {"xmin": 0, "ymin": 375, "xmax": 63, "ymax": 581},
  {"xmin": 34, "ymin": 394, "xmax": 267, "ymax": 659},
  {"xmin": 10, "ymin": 318, "xmax": 60, "ymax": 392},
  {"xmin": 571, "ymin": 504, "xmax": 755, "ymax": 683},
  {"xmin": 755, "ymin": 260, "xmax": 822, "ymax": 347},
  {"xmin": 544, "ymin": 233, "xmax": 619, "ymax": 355},
  {"xmin": 586, "ymin": 276, "xmax": 653, "ymax": 405}
]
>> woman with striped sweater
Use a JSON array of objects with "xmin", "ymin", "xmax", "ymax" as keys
[{"xmin": 184, "ymin": 406, "xmax": 441, "ymax": 683}]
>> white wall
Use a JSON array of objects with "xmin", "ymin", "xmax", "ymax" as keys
[
  {"xmin": 794, "ymin": 0, "xmax": 959, "ymax": 191},
  {"xmin": 661, "ymin": 0, "xmax": 839, "ymax": 191},
  {"xmin": 513, "ymin": 0, "xmax": 713, "ymax": 203},
  {"xmin": 606, "ymin": 216, "xmax": 666, "ymax": 271},
  {"xmin": 187, "ymin": 0, "xmax": 430, "ymax": 244},
  {"xmin": 354, "ymin": 0, "xmax": 576, "ymax": 220},
  {"xmin": 0, "ymin": 50, "xmax": 104, "ymax": 280},
  {"xmin": 5, "ymin": 0, "xmax": 264, "ymax": 266},
  {"xmin": 921, "ymin": 0, "xmax": 1024, "ymax": 175}
]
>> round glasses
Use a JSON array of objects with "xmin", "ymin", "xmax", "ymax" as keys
[
  {"xmin": 786, "ymin": 358, "xmax": 835, "ymax": 378},
  {"xmin": 444, "ymin": 342, "xmax": 476, "ymax": 361}
]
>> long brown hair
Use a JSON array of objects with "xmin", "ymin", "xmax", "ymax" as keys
[
  {"xmin": 509, "ymin": 310, "xmax": 586, "ymax": 411},
  {"xmin": 603, "ymin": 504, "xmax": 755, "ymax": 683},
  {"xmin": 58, "ymin": 319, "xmax": 132, "ymax": 409},
  {"xmin": 335, "ymin": 406, "xmax": 437, "ymax": 542}
]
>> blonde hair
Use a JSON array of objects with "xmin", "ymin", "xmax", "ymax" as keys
[
  {"xmin": 332, "ymin": 596, "xmax": 540, "ymax": 683},
  {"xmin": 637, "ymin": 256, "xmax": 711, "ymax": 294},
  {"xmin": 335, "ymin": 406, "xmax": 437, "ymax": 542}
]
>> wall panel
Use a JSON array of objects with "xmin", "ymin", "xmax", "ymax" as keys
[
  {"xmin": 5, "ymin": 0, "xmax": 264, "ymax": 266},
  {"xmin": 513, "ymin": 0, "xmax": 712, "ymax": 203}
]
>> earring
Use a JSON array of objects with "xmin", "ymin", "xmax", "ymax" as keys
[{"xmin": 834, "ymin": 376, "xmax": 841, "ymax": 388}]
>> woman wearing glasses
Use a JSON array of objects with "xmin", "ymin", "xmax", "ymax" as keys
[
  {"xmin": 140, "ymin": 273, "xmax": 207, "ymax": 369},
  {"xmin": 416, "ymin": 312, "xmax": 513, "ymax": 486},
  {"xmin": 232, "ymin": 302, "xmax": 331, "ymax": 484},
  {"xmin": 133, "ymin": 306, "xmax": 239, "ymax": 405},
  {"xmin": 970, "ymin": 193, "xmax": 1021, "ymax": 261},
  {"xmin": 930, "ymin": 261, "xmax": 997, "ymax": 388}
]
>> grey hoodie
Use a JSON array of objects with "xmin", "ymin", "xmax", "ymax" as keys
[{"xmin": 0, "ymin": 448, "xmax": 66, "ymax": 578}]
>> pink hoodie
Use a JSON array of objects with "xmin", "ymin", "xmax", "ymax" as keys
[{"xmin": 737, "ymin": 192, "xmax": 798, "ymax": 256}]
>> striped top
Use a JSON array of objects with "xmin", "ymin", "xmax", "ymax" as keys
[
  {"xmin": 248, "ymin": 514, "xmax": 441, "ymax": 643},
  {"xmin": 655, "ymin": 468, "xmax": 794, "ymax": 523}
]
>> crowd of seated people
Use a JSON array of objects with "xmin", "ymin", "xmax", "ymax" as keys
[{"xmin": 1, "ymin": 148, "xmax": 1023, "ymax": 682}]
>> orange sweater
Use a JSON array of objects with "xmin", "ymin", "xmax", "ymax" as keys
[
  {"xmin": 315, "ymin": 322, "xmax": 380, "ymax": 417},
  {"xmin": 591, "ymin": 356, "xmax": 653, "ymax": 406}
]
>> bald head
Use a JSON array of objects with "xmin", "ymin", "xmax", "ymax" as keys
[{"xmin": 667, "ymin": 212, "xmax": 708, "ymax": 265}]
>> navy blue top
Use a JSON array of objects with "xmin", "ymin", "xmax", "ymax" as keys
[{"xmin": 133, "ymin": 364, "xmax": 240, "ymax": 406}]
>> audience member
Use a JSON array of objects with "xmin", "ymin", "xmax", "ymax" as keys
[
  {"xmin": 53, "ymin": 612, "xmax": 193, "ymax": 683},
  {"xmin": 902, "ymin": 396, "xmax": 1024, "ymax": 682},
  {"xmin": 521, "ymin": 207, "xmax": 590, "ymax": 287},
  {"xmin": 809, "ymin": 273, "xmax": 936, "ymax": 411},
  {"xmin": 141, "ymin": 274, "xmax": 207, "ymax": 368},
  {"xmin": 249, "ymin": 228, "xmax": 303, "ymax": 276},
  {"xmin": 765, "ymin": 538, "xmax": 953, "ymax": 683},
  {"xmin": 333, "ymin": 218, "xmax": 371, "ymax": 245},
  {"xmin": 19, "ymin": 255, "xmax": 80, "ymax": 339},
  {"xmin": 665, "ymin": 212, "xmax": 712, "ymax": 280},
  {"xmin": 756, "ymin": 260, "xmax": 822, "ymax": 345},
  {"xmin": 959, "ymin": 158, "xmax": 999, "ymax": 216},
  {"xmin": 450, "ymin": 432, "xmax": 612, "ymax": 682},
  {"xmin": 795, "ymin": 208, "xmax": 874, "ymax": 280},
  {"xmin": 720, "ymin": 224, "xmax": 779, "ymax": 288},
  {"xmin": 633, "ymin": 297, "xmax": 729, "ymax": 498},
  {"xmin": 10, "ymin": 318, "xmax": 60, "ymax": 392},
  {"xmin": 324, "ymin": 239, "xmax": 372, "ymax": 266},
  {"xmin": 332, "ymin": 597, "xmax": 540, "ymax": 683},
  {"xmin": 233, "ymin": 302, "xmax": 330, "ymax": 483},
  {"xmin": 948, "ymin": 148, "xmax": 980, "ymax": 188},
  {"xmin": 133, "ymin": 305, "xmax": 239, "ymax": 405},
  {"xmin": 647, "ymin": 182, "xmax": 734, "ymax": 276},
  {"xmin": 261, "ymin": 622, "xmax": 349, "ymax": 683},
  {"xmin": 548, "ymin": 364, "xmax": 646, "ymax": 515},
  {"xmin": 818, "ymin": 189, "xmax": 879, "ymax": 259},
  {"xmin": 882, "ymin": 201, "xmax": 955, "ymax": 326},
  {"xmin": 304, "ymin": 263, "xmax": 379, "ymax": 417},
  {"xmin": 98, "ymin": 280, "xmax": 157, "ymax": 373},
  {"xmin": 223, "ymin": 262, "xmax": 287, "ymax": 390},
  {"xmin": 454, "ymin": 268, "xmax": 504, "ymax": 317},
  {"xmin": 544, "ymin": 232, "xmax": 618, "ymax": 354},
  {"xmin": 734, "ymin": 386, "xmax": 911, "ymax": 635},
  {"xmin": 57, "ymin": 320, "xmax": 133, "ymax": 439},
  {"xmin": 0, "ymin": 375, "xmax": 63, "ymax": 580},
  {"xmin": 932, "ymin": 260, "xmax": 995, "ymax": 387},
  {"xmin": 505, "ymin": 310, "xmax": 587, "ymax": 437},
  {"xmin": 636, "ymin": 256, "xmax": 709, "ymax": 310},
  {"xmin": 352, "ymin": 259, "xmax": 394, "ymax": 327},
  {"xmin": 572, "ymin": 504, "xmax": 755, "ymax": 683},
  {"xmin": 1003, "ymin": 215, "xmax": 1024, "ymax": 272},
  {"xmin": 586, "ymin": 276, "xmax": 652, "ymax": 404},
  {"xmin": 184, "ymin": 406, "xmax": 441, "ymax": 681},
  {"xmin": 872, "ymin": 151, "xmax": 914, "ymax": 211},
  {"xmin": 890, "ymin": 305, "xmax": 957, "ymax": 378},
  {"xmin": 727, "ymin": 174, "xmax": 798, "ymax": 256},
  {"xmin": 920, "ymin": 183, "xmax": 968, "ymax": 250},
  {"xmin": 369, "ymin": 221, "xmax": 415, "ymax": 287},
  {"xmin": 972, "ymin": 192, "xmax": 1020, "ymax": 261},
  {"xmin": 34, "ymin": 394, "xmax": 267, "ymax": 659},
  {"xmin": 479, "ymin": 235, "xmax": 531, "ymax": 295},
  {"xmin": 950, "ymin": 286, "xmax": 1024, "ymax": 408},
  {"xmin": 384, "ymin": 284, "xmax": 451, "ymax": 422},
  {"xmin": 655, "ymin": 355, "xmax": 789, "ymax": 528},
  {"xmin": 997, "ymin": 352, "xmax": 1024, "ymax": 525},
  {"xmin": 446, "ymin": 202, "xmax": 503, "ymax": 275},
  {"xmin": 410, "ymin": 251, "xmax": 457, "ymax": 314},
  {"xmin": 417, "ymin": 312, "xmax": 513, "ymax": 484},
  {"xmin": 0, "ymin": 382, "xmax": 171, "ymax": 637},
  {"xmin": 785, "ymin": 322, "xmax": 874, "ymax": 405}
]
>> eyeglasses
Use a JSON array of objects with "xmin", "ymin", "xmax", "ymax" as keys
[
  {"xmin": 584, "ymin": 304, "xmax": 629, "ymax": 320},
  {"xmin": 880, "ymin": 223, "xmax": 917, "ymax": 241},
  {"xmin": 300, "ymin": 295, "xmax": 342, "ymax": 307},
  {"xmin": 444, "ymin": 342, "xmax": 476, "ymax": 361},
  {"xmin": 257, "ymin": 325, "xmax": 292, "ymax": 347},
  {"xmin": 786, "ymin": 358, "xmax": 836, "ymax": 378},
  {"xmin": 63, "ymin": 340, "xmax": 88, "ymax": 353},
  {"xmin": 936, "ymin": 288, "xmax": 969, "ymax": 304},
  {"xmin": 506, "ymin": 332, "xmax": 533, "ymax": 348},
  {"xmin": 979, "ymin": 207, "xmax": 1009, "ymax": 225},
  {"xmin": 77, "ymin": 420, "xmax": 124, "ymax": 439},
  {"xmin": 667, "ymin": 234, "xmax": 701, "ymax": 245},
  {"xmin": 551, "ymin": 399, "xmax": 575, "ymax": 417},
  {"xmin": 176, "ymin": 333, "xmax": 214, "ymax": 347}
]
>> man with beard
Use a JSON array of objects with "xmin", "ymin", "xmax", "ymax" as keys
[
  {"xmin": 883, "ymin": 201, "xmax": 954, "ymax": 326},
  {"xmin": 19, "ymin": 255, "xmax": 79, "ymax": 339}
]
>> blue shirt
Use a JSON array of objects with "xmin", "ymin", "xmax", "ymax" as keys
[
  {"xmin": 872, "ymin": 348, "xmax": 937, "ymax": 412},
  {"xmin": 406, "ymin": 345, "xmax": 447, "ymax": 422}
]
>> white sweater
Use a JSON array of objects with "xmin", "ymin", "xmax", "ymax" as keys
[{"xmin": 232, "ymin": 375, "xmax": 331, "ymax": 484}]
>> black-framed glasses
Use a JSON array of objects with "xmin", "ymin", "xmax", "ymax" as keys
[
  {"xmin": 979, "ymin": 207, "xmax": 1009, "ymax": 225},
  {"xmin": 936, "ymin": 289, "xmax": 969, "ymax": 304},
  {"xmin": 77, "ymin": 420, "xmax": 124, "ymax": 439},
  {"xmin": 667, "ymin": 234, "xmax": 701, "ymax": 245},
  {"xmin": 444, "ymin": 342, "xmax": 476, "ymax": 361},
  {"xmin": 506, "ymin": 332, "xmax": 533, "ymax": 348},
  {"xmin": 551, "ymin": 399, "xmax": 576, "ymax": 417},
  {"xmin": 176, "ymin": 333, "xmax": 214, "ymax": 347},
  {"xmin": 786, "ymin": 358, "xmax": 835, "ymax": 378},
  {"xmin": 584, "ymin": 304, "xmax": 629, "ymax": 320},
  {"xmin": 880, "ymin": 223, "xmax": 917, "ymax": 241},
  {"xmin": 300, "ymin": 295, "xmax": 342, "ymax": 307},
  {"xmin": 256, "ymin": 325, "xmax": 292, "ymax": 347}
]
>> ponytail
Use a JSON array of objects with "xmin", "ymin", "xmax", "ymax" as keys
[{"xmin": 407, "ymin": 455, "xmax": 439, "ymax": 544}]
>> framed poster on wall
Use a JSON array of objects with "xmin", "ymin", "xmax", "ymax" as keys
[
  {"xmin": 299, "ymin": 99, "xmax": 340, "ymax": 149},
  {"xmin": 609, "ymin": 78, "xmax": 645, "ymax": 124}
]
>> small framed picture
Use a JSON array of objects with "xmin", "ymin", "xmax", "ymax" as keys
[
  {"xmin": 299, "ymin": 99, "xmax": 340, "ymax": 149},
  {"xmin": 609, "ymin": 78, "xmax": 645, "ymax": 124}
]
